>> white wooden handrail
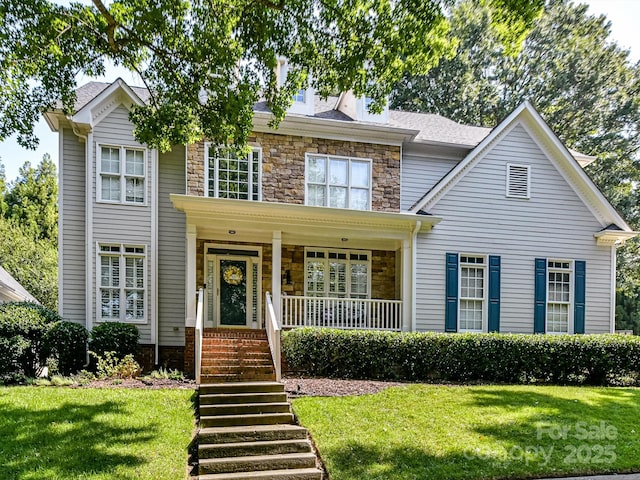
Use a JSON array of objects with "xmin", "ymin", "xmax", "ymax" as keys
[
  {"xmin": 195, "ymin": 288, "xmax": 204, "ymax": 384},
  {"xmin": 265, "ymin": 291, "xmax": 282, "ymax": 382}
]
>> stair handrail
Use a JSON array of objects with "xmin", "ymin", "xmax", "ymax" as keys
[
  {"xmin": 195, "ymin": 287, "xmax": 204, "ymax": 384},
  {"xmin": 265, "ymin": 291, "xmax": 282, "ymax": 382}
]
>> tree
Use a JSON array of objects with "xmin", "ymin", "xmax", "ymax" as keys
[
  {"xmin": 0, "ymin": 158, "xmax": 7, "ymax": 217},
  {"xmin": 5, "ymin": 154, "xmax": 58, "ymax": 244},
  {"xmin": 0, "ymin": 0, "xmax": 543, "ymax": 152},
  {"xmin": 0, "ymin": 217, "xmax": 58, "ymax": 310},
  {"xmin": 391, "ymin": 0, "xmax": 640, "ymax": 293}
]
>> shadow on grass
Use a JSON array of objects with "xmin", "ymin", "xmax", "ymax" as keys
[{"xmin": 0, "ymin": 397, "xmax": 156, "ymax": 479}]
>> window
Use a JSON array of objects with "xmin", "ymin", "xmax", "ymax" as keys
[
  {"xmin": 459, "ymin": 255, "xmax": 486, "ymax": 332},
  {"xmin": 99, "ymin": 244, "xmax": 146, "ymax": 322},
  {"xmin": 304, "ymin": 248, "xmax": 370, "ymax": 298},
  {"xmin": 99, "ymin": 146, "xmax": 146, "ymax": 204},
  {"xmin": 546, "ymin": 260, "xmax": 572, "ymax": 333},
  {"xmin": 206, "ymin": 146, "xmax": 261, "ymax": 201},
  {"xmin": 506, "ymin": 164, "xmax": 530, "ymax": 199},
  {"xmin": 306, "ymin": 155, "xmax": 372, "ymax": 210}
]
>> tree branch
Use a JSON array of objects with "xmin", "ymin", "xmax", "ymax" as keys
[{"xmin": 92, "ymin": 0, "xmax": 119, "ymax": 52}]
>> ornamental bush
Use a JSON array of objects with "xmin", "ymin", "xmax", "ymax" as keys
[
  {"xmin": 0, "ymin": 302, "xmax": 62, "ymax": 378},
  {"xmin": 282, "ymin": 328, "xmax": 640, "ymax": 386},
  {"xmin": 42, "ymin": 321, "xmax": 89, "ymax": 375},
  {"xmin": 89, "ymin": 322, "xmax": 139, "ymax": 360}
]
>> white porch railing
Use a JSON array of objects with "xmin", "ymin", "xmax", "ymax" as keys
[
  {"xmin": 265, "ymin": 291, "xmax": 282, "ymax": 382},
  {"xmin": 282, "ymin": 296, "xmax": 403, "ymax": 331},
  {"xmin": 195, "ymin": 288, "xmax": 204, "ymax": 384}
]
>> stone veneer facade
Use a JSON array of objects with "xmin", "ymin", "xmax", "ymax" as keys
[{"xmin": 187, "ymin": 132, "xmax": 401, "ymax": 212}]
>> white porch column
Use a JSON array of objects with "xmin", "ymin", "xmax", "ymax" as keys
[
  {"xmin": 272, "ymin": 231, "xmax": 282, "ymax": 322},
  {"xmin": 185, "ymin": 223, "xmax": 197, "ymax": 327},
  {"xmin": 401, "ymin": 238, "xmax": 412, "ymax": 332}
]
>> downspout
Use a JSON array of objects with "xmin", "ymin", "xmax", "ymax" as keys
[{"xmin": 411, "ymin": 221, "xmax": 421, "ymax": 332}]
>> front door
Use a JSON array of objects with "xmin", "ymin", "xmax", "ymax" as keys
[{"xmin": 206, "ymin": 254, "xmax": 256, "ymax": 328}]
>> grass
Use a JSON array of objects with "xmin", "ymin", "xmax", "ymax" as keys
[
  {"xmin": 0, "ymin": 387, "xmax": 194, "ymax": 480},
  {"xmin": 292, "ymin": 384, "xmax": 640, "ymax": 480}
]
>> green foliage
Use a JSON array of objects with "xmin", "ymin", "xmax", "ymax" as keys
[
  {"xmin": 0, "ymin": 302, "xmax": 61, "ymax": 378},
  {"xmin": 90, "ymin": 351, "xmax": 141, "ymax": 379},
  {"xmin": 283, "ymin": 328, "xmax": 640, "ymax": 386},
  {"xmin": 0, "ymin": 0, "xmax": 543, "ymax": 152},
  {"xmin": 146, "ymin": 367, "xmax": 185, "ymax": 381},
  {"xmin": 42, "ymin": 321, "xmax": 88, "ymax": 375},
  {"xmin": 88, "ymin": 322, "xmax": 140, "ymax": 360},
  {"xmin": 0, "ymin": 217, "xmax": 58, "ymax": 310}
]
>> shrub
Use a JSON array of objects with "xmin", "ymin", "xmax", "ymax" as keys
[
  {"xmin": 42, "ymin": 321, "xmax": 89, "ymax": 375},
  {"xmin": 90, "ymin": 351, "xmax": 141, "ymax": 379},
  {"xmin": 282, "ymin": 328, "xmax": 640, "ymax": 386},
  {"xmin": 0, "ymin": 302, "xmax": 61, "ymax": 377},
  {"xmin": 89, "ymin": 322, "xmax": 139, "ymax": 360}
]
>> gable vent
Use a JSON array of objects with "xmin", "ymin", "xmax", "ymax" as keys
[{"xmin": 506, "ymin": 164, "xmax": 530, "ymax": 199}]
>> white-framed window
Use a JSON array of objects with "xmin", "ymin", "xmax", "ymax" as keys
[
  {"xmin": 547, "ymin": 260, "xmax": 572, "ymax": 334},
  {"xmin": 98, "ymin": 244, "xmax": 146, "ymax": 323},
  {"xmin": 98, "ymin": 145, "xmax": 146, "ymax": 204},
  {"xmin": 459, "ymin": 255, "xmax": 486, "ymax": 332},
  {"xmin": 304, "ymin": 248, "xmax": 370, "ymax": 299},
  {"xmin": 206, "ymin": 145, "xmax": 261, "ymax": 201},
  {"xmin": 506, "ymin": 164, "xmax": 530, "ymax": 199},
  {"xmin": 276, "ymin": 57, "xmax": 314, "ymax": 115},
  {"xmin": 306, "ymin": 154, "xmax": 372, "ymax": 210}
]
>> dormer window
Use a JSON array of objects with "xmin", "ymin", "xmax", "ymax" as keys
[
  {"xmin": 356, "ymin": 96, "xmax": 389, "ymax": 123},
  {"xmin": 276, "ymin": 58, "xmax": 314, "ymax": 116}
]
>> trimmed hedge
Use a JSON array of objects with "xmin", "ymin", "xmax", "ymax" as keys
[
  {"xmin": 282, "ymin": 328, "xmax": 640, "ymax": 386},
  {"xmin": 89, "ymin": 322, "xmax": 140, "ymax": 360},
  {"xmin": 43, "ymin": 321, "xmax": 89, "ymax": 375}
]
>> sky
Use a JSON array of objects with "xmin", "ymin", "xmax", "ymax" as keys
[{"xmin": 0, "ymin": 0, "xmax": 639, "ymax": 183}]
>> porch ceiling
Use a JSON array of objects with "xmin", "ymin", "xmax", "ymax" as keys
[{"xmin": 171, "ymin": 195, "xmax": 440, "ymax": 249}]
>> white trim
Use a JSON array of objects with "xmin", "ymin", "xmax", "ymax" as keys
[
  {"xmin": 204, "ymin": 143, "xmax": 262, "ymax": 201},
  {"xmin": 72, "ymin": 79, "xmax": 145, "ymax": 127},
  {"xmin": 457, "ymin": 254, "xmax": 488, "ymax": 333},
  {"xmin": 185, "ymin": 224, "xmax": 197, "ymax": 327},
  {"xmin": 506, "ymin": 163, "xmax": 531, "ymax": 199},
  {"xmin": 151, "ymin": 148, "xmax": 158, "ymax": 360},
  {"xmin": 95, "ymin": 243, "xmax": 149, "ymax": 325},
  {"xmin": 410, "ymin": 221, "xmax": 421, "ymax": 332},
  {"xmin": 303, "ymin": 247, "xmax": 372, "ymax": 298},
  {"xmin": 272, "ymin": 232, "xmax": 282, "ymax": 323},
  {"xmin": 96, "ymin": 143, "xmax": 148, "ymax": 206},
  {"xmin": 304, "ymin": 153, "xmax": 373, "ymax": 210},
  {"xmin": 545, "ymin": 259, "xmax": 574, "ymax": 335},
  {"xmin": 58, "ymin": 127, "xmax": 64, "ymax": 316},
  {"xmin": 610, "ymin": 246, "xmax": 616, "ymax": 334},
  {"xmin": 86, "ymin": 132, "xmax": 94, "ymax": 331}
]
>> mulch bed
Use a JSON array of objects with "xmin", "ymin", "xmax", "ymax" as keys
[
  {"xmin": 82, "ymin": 378, "xmax": 196, "ymax": 389},
  {"xmin": 283, "ymin": 376, "xmax": 406, "ymax": 397}
]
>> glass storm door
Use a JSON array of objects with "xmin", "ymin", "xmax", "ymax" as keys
[{"xmin": 218, "ymin": 258, "xmax": 249, "ymax": 326}]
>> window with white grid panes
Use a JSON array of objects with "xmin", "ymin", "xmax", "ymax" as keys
[
  {"xmin": 547, "ymin": 260, "xmax": 572, "ymax": 333},
  {"xmin": 99, "ymin": 244, "xmax": 145, "ymax": 322},
  {"xmin": 306, "ymin": 155, "xmax": 371, "ymax": 210},
  {"xmin": 99, "ymin": 146, "xmax": 145, "ymax": 204},
  {"xmin": 207, "ymin": 147, "xmax": 261, "ymax": 201},
  {"xmin": 304, "ymin": 249, "xmax": 370, "ymax": 298},
  {"xmin": 459, "ymin": 255, "xmax": 485, "ymax": 332}
]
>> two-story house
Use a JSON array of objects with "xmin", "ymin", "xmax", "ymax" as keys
[{"xmin": 44, "ymin": 77, "xmax": 636, "ymax": 373}]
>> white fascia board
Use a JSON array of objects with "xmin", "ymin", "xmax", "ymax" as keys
[
  {"xmin": 594, "ymin": 230, "xmax": 638, "ymax": 246},
  {"xmin": 252, "ymin": 111, "xmax": 418, "ymax": 146},
  {"xmin": 71, "ymin": 78, "xmax": 145, "ymax": 127}
]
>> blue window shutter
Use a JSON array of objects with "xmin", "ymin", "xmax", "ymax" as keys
[
  {"xmin": 488, "ymin": 255, "xmax": 501, "ymax": 332},
  {"xmin": 534, "ymin": 258, "xmax": 547, "ymax": 334},
  {"xmin": 445, "ymin": 253, "xmax": 459, "ymax": 332},
  {"xmin": 574, "ymin": 261, "xmax": 586, "ymax": 334}
]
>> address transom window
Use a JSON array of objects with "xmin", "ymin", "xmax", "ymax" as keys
[
  {"xmin": 547, "ymin": 260, "xmax": 572, "ymax": 333},
  {"xmin": 99, "ymin": 244, "xmax": 146, "ymax": 322},
  {"xmin": 207, "ymin": 146, "xmax": 261, "ymax": 201},
  {"xmin": 99, "ymin": 146, "xmax": 146, "ymax": 204},
  {"xmin": 306, "ymin": 155, "xmax": 371, "ymax": 210},
  {"xmin": 459, "ymin": 255, "xmax": 485, "ymax": 332},
  {"xmin": 305, "ymin": 249, "xmax": 370, "ymax": 299}
]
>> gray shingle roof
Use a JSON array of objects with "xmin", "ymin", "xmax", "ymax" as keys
[{"xmin": 67, "ymin": 80, "xmax": 494, "ymax": 148}]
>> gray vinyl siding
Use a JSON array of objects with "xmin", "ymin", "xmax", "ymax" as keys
[
  {"xmin": 158, "ymin": 146, "xmax": 186, "ymax": 346},
  {"xmin": 415, "ymin": 124, "xmax": 613, "ymax": 334},
  {"xmin": 401, "ymin": 155, "xmax": 460, "ymax": 211},
  {"xmin": 92, "ymin": 105, "xmax": 154, "ymax": 342},
  {"xmin": 60, "ymin": 128, "xmax": 86, "ymax": 324}
]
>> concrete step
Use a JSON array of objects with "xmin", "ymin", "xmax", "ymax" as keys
[
  {"xmin": 199, "ymin": 439, "xmax": 312, "ymax": 459},
  {"xmin": 199, "ymin": 382, "xmax": 284, "ymax": 395},
  {"xmin": 198, "ymin": 425, "xmax": 309, "ymax": 444},
  {"xmin": 200, "ymin": 402, "xmax": 291, "ymax": 416},
  {"xmin": 199, "ymin": 392, "xmax": 287, "ymax": 406},
  {"xmin": 200, "ymin": 412, "xmax": 294, "ymax": 428},
  {"xmin": 199, "ymin": 452, "xmax": 317, "ymax": 475},
  {"xmin": 197, "ymin": 467, "xmax": 322, "ymax": 479}
]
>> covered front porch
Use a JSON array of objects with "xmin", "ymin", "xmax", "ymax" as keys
[{"xmin": 171, "ymin": 195, "xmax": 440, "ymax": 333}]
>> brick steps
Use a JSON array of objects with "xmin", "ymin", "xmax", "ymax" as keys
[{"xmin": 192, "ymin": 380, "xmax": 322, "ymax": 480}]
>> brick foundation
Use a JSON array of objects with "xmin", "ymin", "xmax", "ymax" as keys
[
  {"xmin": 158, "ymin": 346, "xmax": 185, "ymax": 371},
  {"xmin": 136, "ymin": 344, "xmax": 155, "ymax": 373},
  {"xmin": 184, "ymin": 327, "xmax": 195, "ymax": 378}
]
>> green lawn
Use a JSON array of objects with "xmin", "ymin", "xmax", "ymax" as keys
[
  {"xmin": 0, "ymin": 387, "xmax": 194, "ymax": 480},
  {"xmin": 293, "ymin": 384, "xmax": 640, "ymax": 480}
]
